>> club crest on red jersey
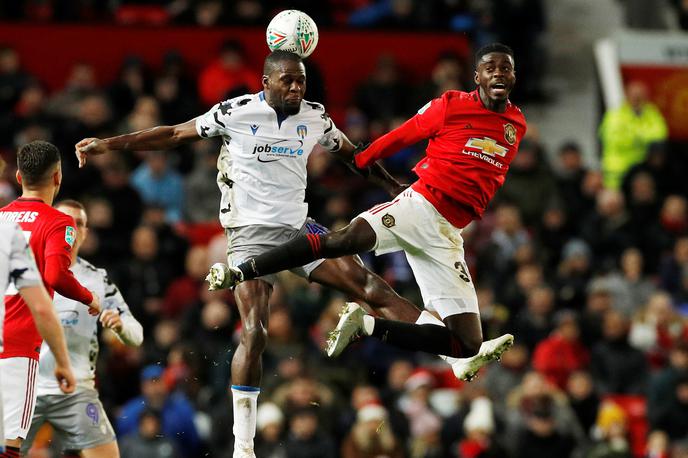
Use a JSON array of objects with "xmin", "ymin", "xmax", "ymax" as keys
[{"xmin": 504, "ymin": 123, "xmax": 517, "ymax": 145}]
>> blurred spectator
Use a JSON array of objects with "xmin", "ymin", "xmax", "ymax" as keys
[
  {"xmin": 341, "ymin": 402, "xmax": 404, "ymax": 458},
  {"xmin": 399, "ymin": 369, "xmax": 443, "ymax": 458},
  {"xmin": 184, "ymin": 141, "xmax": 221, "ymax": 222},
  {"xmin": 645, "ymin": 430, "xmax": 670, "ymax": 458},
  {"xmin": 629, "ymin": 292, "xmax": 688, "ymax": 367},
  {"xmin": 587, "ymin": 402, "xmax": 633, "ymax": 458},
  {"xmin": 609, "ymin": 248, "xmax": 656, "ymax": 315},
  {"xmin": 581, "ymin": 189, "xmax": 635, "ymax": 270},
  {"xmin": 622, "ymin": 143, "xmax": 682, "ymax": 201},
  {"xmin": 255, "ymin": 402, "xmax": 287, "ymax": 458},
  {"xmin": 481, "ymin": 203, "xmax": 531, "ymax": 285},
  {"xmin": 108, "ymin": 55, "xmax": 151, "ymax": 118},
  {"xmin": 162, "ymin": 245, "xmax": 208, "ymax": 318},
  {"xmin": 496, "ymin": 139, "xmax": 560, "ymax": 226},
  {"xmin": 659, "ymin": 236, "xmax": 688, "ymax": 302},
  {"xmin": 458, "ymin": 396, "xmax": 508, "ymax": 458},
  {"xmin": 533, "ymin": 310, "xmax": 590, "ymax": 389},
  {"xmin": 652, "ymin": 374, "xmax": 688, "ymax": 441},
  {"xmin": 659, "ymin": 195, "xmax": 688, "ymax": 239},
  {"xmin": 284, "ymin": 406, "xmax": 337, "ymax": 458},
  {"xmin": 512, "ymin": 285, "xmax": 555, "ymax": 352},
  {"xmin": 648, "ymin": 343, "xmax": 688, "ymax": 426},
  {"xmin": 554, "ymin": 142, "xmax": 592, "ymax": 230},
  {"xmin": 555, "ymin": 239, "xmax": 593, "ymax": 310},
  {"xmin": 131, "ymin": 150, "xmax": 184, "ymax": 222},
  {"xmin": 45, "ymin": 62, "xmax": 97, "ymax": 119},
  {"xmin": 416, "ymin": 51, "xmax": 469, "ymax": 105},
  {"xmin": 355, "ymin": 54, "xmax": 412, "ymax": 125},
  {"xmin": 567, "ymin": 371, "xmax": 600, "ymax": 435},
  {"xmin": 197, "ymin": 40, "xmax": 260, "ymax": 107},
  {"xmin": 512, "ymin": 394, "xmax": 576, "ymax": 458},
  {"xmin": 0, "ymin": 46, "xmax": 30, "ymax": 114},
  {"xmin": 590, "ymin": 310, "xmax": 648, "ymax": 395},
  {"xmin": 113, "ymin": 224, "xmax": 174, "ymax": 328},
  {"xmin": 117, "ymin": 364, "xmax": 200, "ymax": 457},
  {"xmin": 599, "ymin": 81, "xmax": 668, "ymax": 189},
  {"xmin": 120, "ymin": 408, "xmax": 181, "ymax": 458},
  {"xmin": 483, "ymin": 343, "xmax": 530, "ymax": 413}
]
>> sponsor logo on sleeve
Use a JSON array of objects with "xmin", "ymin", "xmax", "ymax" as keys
[{"xmin": 65, "ymin": 226, "xmax": 76, "ymax": 247}]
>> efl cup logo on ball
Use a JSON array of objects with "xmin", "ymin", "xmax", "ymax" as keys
[{"xmin": 266, "ymin": 10, "xmax": 319, "ymax": 58}]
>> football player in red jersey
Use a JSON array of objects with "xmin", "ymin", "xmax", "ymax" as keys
[
  {"xmin": 214, "ymin": 43, "xmax": 526, "ymax": 381},
  {"xmin": 0, "ymin": 141, "xmax": 100, "ymax": 455}
]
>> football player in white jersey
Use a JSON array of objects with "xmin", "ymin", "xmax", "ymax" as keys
[
  {"xmin": 75, "ymin": 51, "xmax": 457, "ymax": 458},
  {"xmin": 22, "ymin": 200, "xmax": 143, "ymax": 458},
  {"xmin": 0, "ymin": 220, "xmax": 76, "ymax": 458}
]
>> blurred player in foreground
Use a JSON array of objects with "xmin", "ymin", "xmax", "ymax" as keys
[
  {"xmin": 0, "ymin": 142, "xmax": 99, "ymax": 456},
  {"xmin": 22, "ymin": 199, "xmax": 143, "ymax": 458},
  {"xmin": 75, "ymin": 51, "xmax": 467, "ymax": 458},
  {"xmin": 0, "ymin": 156, "xmax": 76, "ymax": 458},
  {"xmin": 214, "ymin": 43, "xmax": 525, "ymax": 381}
]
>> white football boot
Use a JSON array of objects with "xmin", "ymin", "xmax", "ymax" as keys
[
  {"xmin": 206, "ymin": 262, "xmax": 243, "ymax": 290},
  {"xmin": 451, "ymin": 334, "xmax": 514, "ymax": 382},
  {"xmin": 326, "ymin": 302, "xmax": 367, "ymax": 357}
]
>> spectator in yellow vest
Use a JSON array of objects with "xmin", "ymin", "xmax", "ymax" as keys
[{"xmin": 599, "ymin": 81, "xmax": 668, "ymax": 189}]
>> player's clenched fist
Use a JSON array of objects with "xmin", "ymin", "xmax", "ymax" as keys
[
  {"xmin": 99, "ymin": 309, "xmax": 123, "ymax": 333},
  {"xmin": 87, "ymin": 291, "xmax": 101, "ymax": 316},
  {"xmin": 75, "ymin": 138, "xmax": 110, "ymax": 168},
  {"xmin": 55, "ymin": 363, "xmax": 76, "ymax": 394}
]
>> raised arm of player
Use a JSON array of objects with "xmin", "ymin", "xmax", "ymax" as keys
[
  {"xmin": 330, "ymin": 135, "xmax": 407, "ymax": 197},
  {"xmin": 43, "ymin": 215, "xmax": 100, "ymax": 315},
  {"xmin": 9, "ymin": 226, "xmax": 75, "ymax": 393},
  {"xmin": 75, "ymin": 119, "xmax": 199, "ymax": 168},
  {"xmin": 354, "ymin": 95, "xmax": 447, "ymax": 169}
]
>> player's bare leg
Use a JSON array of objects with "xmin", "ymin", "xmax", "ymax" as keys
[
  {"xmin": 81, "ymin": 441, "xmax": 120, "ymax": 458},
  {"xmin": 229, "ymin": 280, "xmax": 271, "ymax": 458}
]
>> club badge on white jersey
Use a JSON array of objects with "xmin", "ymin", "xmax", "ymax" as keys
[{"xmin": 195, "ymin": 92, "xmax": 344, "ymax": 229}]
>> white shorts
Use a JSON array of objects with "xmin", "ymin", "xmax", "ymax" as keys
[
  {"xmin": 0, "ymin": 369, "xmax": 4, "ymax": 452},
  {"xmin": 356, "ymin": 189, "xmax": 479, "ymax": 318},
  {"xmin": 0, "ymin": 357, "xmax": 39, "ymax": 440}
]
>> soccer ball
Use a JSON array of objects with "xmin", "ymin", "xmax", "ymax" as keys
[{"xmin": 266, "ymin": 10, "xmax": 319, "ymax": 59}]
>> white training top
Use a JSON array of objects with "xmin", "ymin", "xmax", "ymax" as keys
[
  {"xmin": 36, "ymin": 257, "xmax": 143, "ymax": 395},
  {"xmin": 195, "ymin": 92, "xmax": 344, "ymax": 229},
  {"xmin": 0, "ymin": 222, "xmax": 41, "ymax": 353}
]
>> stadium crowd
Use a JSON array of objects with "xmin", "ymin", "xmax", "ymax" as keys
[{"xmin": 2, "ymin": 8, "xmax": 688, "ymax": 458}]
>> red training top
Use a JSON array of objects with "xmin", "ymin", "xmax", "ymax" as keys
[
  {"xmin": 1, "ymin": 198, "xmax": 93, "ymax": 359},
  {"xmin": 355, "ymin": 90, "xmax": 527, "ymax": 228}
]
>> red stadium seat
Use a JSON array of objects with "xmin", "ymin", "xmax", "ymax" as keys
[
  {"xmin": 115, "ymin": 6, "xmax": 170, "ymax": 26},
  {"xmin": 603, "ymin": 395, "xmax": 648, "ymax": 458}
]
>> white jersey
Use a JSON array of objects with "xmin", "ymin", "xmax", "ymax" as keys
[
  {"xmin": 36, "ymin": 258, "xmax": 139, "ymax": 395},
  {"xmin": 195, "ymin": 92, "xmax": 344, "ymax": 229},
  {"xmin": 0, "ymin": 222, "xmax": 41, "ymax": 353}
]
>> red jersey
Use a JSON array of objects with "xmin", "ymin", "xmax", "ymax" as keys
[
  {"xmin": 1, "ymin": 198, "xmax": 88, "ymax": 359},
  {"xmin": 355, "ymin": 90, "xmax": 526, "ymax": 228}
]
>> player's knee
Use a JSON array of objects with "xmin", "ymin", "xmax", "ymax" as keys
[{"xmin": 359, "ymin": 273, "xmax": 392, "ymax": 306}]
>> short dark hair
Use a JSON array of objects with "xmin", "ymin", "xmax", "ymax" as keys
[
  {"xmin": 475, "ymin": 43, "xmax": 514, "ymax": 66},
  {"xmin": 263, "ymin": 51, "xmax": 302, "ymax": 75},
  {"xmin": 55, "ymin": 199, "xmax": 85, "ymax": 211},
  {"xmin": 17, "ymin": 140, "xmax": 61, "ymax": 185}
]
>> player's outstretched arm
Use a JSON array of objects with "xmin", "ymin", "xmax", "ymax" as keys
[
  {"xmin": 331, "ymin": 135, "xmax": 407, "ymax": 197},
  {"xmin": 75, "ymin": 119, "xmax": 200, "ymax": 168},
  {"xmin": 19, "ymin": 285, "xmax": 76, "ymax": 394}
]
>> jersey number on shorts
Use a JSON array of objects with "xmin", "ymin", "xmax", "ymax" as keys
[{"xmin": 454, "ymin": 261, "xmax": 471, "ymax": 283}]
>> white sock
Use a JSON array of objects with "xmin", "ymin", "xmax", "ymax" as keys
[
  {"xmin": 415, "ymin": 310, "xmax": 461, "ymax": 365},
  {"xmin": 231, "ymin": 385, "xmax": 260, "ymax": 448},
  {"xmin": 362, "ymin": 315, "xmax": 375, "ymax": 336}
]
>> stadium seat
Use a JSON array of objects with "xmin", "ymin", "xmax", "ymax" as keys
[{"xmin": 115, "ymin": 5, "xmax": 170, "ymax": 26}]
